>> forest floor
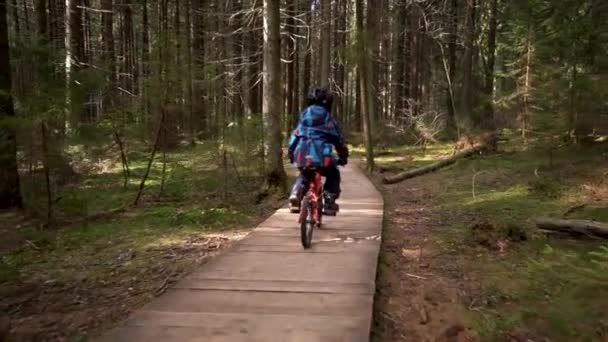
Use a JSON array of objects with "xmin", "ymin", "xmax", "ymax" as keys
[
  {"xmin": 368, "ymin": 137, "xmax": 608, "ymax": 341},
  {"xmin": 0, "ymin": 142, "xmax": 283, "ymax": 341}
]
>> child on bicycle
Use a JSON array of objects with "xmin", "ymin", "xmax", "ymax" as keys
[{"xmin": 287, "ymin": 86, "xmax": 349, "ymax": 215}]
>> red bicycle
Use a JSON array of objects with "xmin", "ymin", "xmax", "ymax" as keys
[{"xmin": 298, "ymin": 169, "xmax": 324, "ymax": 249}]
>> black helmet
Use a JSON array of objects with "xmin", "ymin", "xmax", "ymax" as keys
[{"xmin": 307, "ymin": 86, "xmax": 333, "ymax": 112}]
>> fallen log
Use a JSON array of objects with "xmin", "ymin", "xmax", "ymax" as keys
[
  {"xmin": 382, "ymin": 144, "xmax": 486, "ymax": 184},
  {"xmin": 536, "ymin": 218, "xmax": 608, "ymax": 238}
]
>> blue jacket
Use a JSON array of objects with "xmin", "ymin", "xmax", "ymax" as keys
[{"xmin": 288, "ymin": 105, "xmax": 347, "ymax": 169}]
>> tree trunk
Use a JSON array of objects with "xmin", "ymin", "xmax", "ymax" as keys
[
  {"xmin": 0, "ymin": 0, "xmax": 23, "ymax": 208},
  {"xmin": 285, "ymin": 0, "xmax": 297, "ymax": 133},
  {"xmin": 446, "ymin": 0, "xmax": 458, "ymax": 130},
  {"xmin": 365, "ymin": 0, "xmax": 379, "ymax": 127},
  {"xmin": 121, "ymin": 0, "xmax": 135, "ymax": 106},
  {"xmin": 300, "ymin": 0, "xmax": 311, "ymax": 109},
  {"xmin": 241, "ymin": 0, "xmax": 253, "ymax": 119},
  {"xmin": 318, "ymin": 0, "xmax": 330, "ymax": 85},
  {"xmin": 404, "ymin": 21, "xmax": 412, "ymax": 114},
  {"xmin": 262, "ymin": 0, "xmax": 287, "ymax": 191},
  {"xmin": 10, "ymin": 0, "xmax": 19, "ymax": 34},
  {"xmin": 48, "ymin": 0, "xmax": 65, "ymax": 43},
  {"xmin": 64, "ymin": 0, "xmax": 73, "ymax": 123},
  {"xmin": 186, "ymin": 0, "xmax": 194, "ymax": 143},
  {"xmin": 334, "ymin": 0, "xmax": 346, "ymax": 123},
  {"xmin": 69, "ymin": 0, "xmax": 84, "ymax": 65},
  {"xmin": 142, "ymin": 0, "xmax": 149, "ymax": 117},
  {"xmin": 521, "ymin": 24, "xmax": 532, "ymax": 140},
  {"xmin": 356, "ymin": 0, "xmax": 374, "ymax": 172},
  {"xmin": 483, "ymin": 0, "xmax": 497, "ymax": 130},
  {"xmin": 40, "ymin": 122, "xmax": 53, "ymax": 224},
  {"xmin": 192, "ymin": 0, "xmax": 206, "ymax": 134},
  {"xmin": 391, "ymin": 2, "xmax": 406, "ymax": 122},
  {"xmin": 174, "ymin": 0, "xmax": 182, "ymax": 125},
  {"xmin": 36, "ymin": 0, "xmax": 47, "ymax": 37},
  {"xmin": 66, "ymin": 0, "xmax": 85, "ymax": 123},
  {"xmin": 460, "ymin": 0, "xmax": 476, "ymax": 127},
  {"xmin": 22, "ymin": 0, "xmax": 30, "ymax": 32},
  {"xmin": 101, "ymin": 0, "xmax": 115, "ymax": 110}
]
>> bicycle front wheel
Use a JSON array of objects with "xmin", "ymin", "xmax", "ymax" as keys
[{"xmin": 300, "ymin": 196, "xmax": 314, "ymax": 249}]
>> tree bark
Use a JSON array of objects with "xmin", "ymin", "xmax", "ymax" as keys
[
  {"xmin": 446, "ymin": 0, "xmax": 458, "ymax": 129},
  {"xmin": 121, "ymin": 0, "xmax": 135, "ymax": 105},
  {"xmin": 192, "ymin": 0, "xmax": 206, "ymax": 133},
  {"xmin": 10, "ymin": 0, "xmax": 19, "ymax": 34},
  {"xmin": 285, "ymin": 0, "xmax": 297, "ymax": 133},
  {"xmin": 460, "ymin": 0, "xmax": 476, "ymax": 127},
  {"xmin": 69, "ymin": 0, "xmax": 84, "ymax": 65},
  {"xmin": 186, "ymin": 0, "xmax": 194, "ymax": 143},
  {"xmin": 318, "ymin": 0, "xmax": 330, "ymax": 85},
  {"xmin": 356, "ymin": 0, "xmax": 374, "ymax": 172},
  {"xmin": 391, "ymin": 2, "xmax": 406, "ymax": 122},
  {"xmin": 365, "ymin": 0, "xmax": 379, "ymax": 126},
  {"xmin": 483, "ymin": 0, "xmax": 497, "ymax": 130},
  {"xmin": 40, "ymin": 122, "xmax": 53, "ymax": 224},
  {"xmin": 521, "ymin": 23, "xmax": 532, "ymax": 140},
  {"xmin": 300, "ymin": 0, "xmax": 311, "ymax": 109},
  {"xmin": 142, "ymin": 0, "xmax": 149, "ymax": 116},
  {"xmin": 48, "ymin": 0, "xmax": 65, "ymax": 43},
  {"xmin": 101, "ymin": 0, "xmax": 115, "ymax": 110},
  {"xmin": 0, "ymin": 0, "xmax": 23, "ymax": 208},
  {"xmin": 64, "ymin": 0, "xmax": 73, "ymax": 123},
  {"xmin": 262, "ymin": 0, "xmax": 287, "ymax": 191},
  {"xmin": 334, "ymin": 0, "xmax": 346, "ymax": 123}
]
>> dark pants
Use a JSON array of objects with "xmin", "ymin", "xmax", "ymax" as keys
[{"xmin": 292, "ymin": 164, "xmax": 341, "ymax": 197}]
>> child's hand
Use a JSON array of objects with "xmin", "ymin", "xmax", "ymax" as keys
[{"xmin": 338, "ymin": 158, "xmax": 348, "ymax": 166}]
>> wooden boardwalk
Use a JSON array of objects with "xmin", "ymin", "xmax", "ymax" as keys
[{"xmin": 100, "ymin": 164, "xmax": 384, "ymax": 342}]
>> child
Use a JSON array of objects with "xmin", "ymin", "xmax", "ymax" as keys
[{"xmin": 287, "ymin": 86, "xmax": 348, "ymax": 215}]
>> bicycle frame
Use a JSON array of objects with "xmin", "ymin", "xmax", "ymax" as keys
[{"xmin": 298, "ymin": 170, "xmax": 323, "ymax": 225}]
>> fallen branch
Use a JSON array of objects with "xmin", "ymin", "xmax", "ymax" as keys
[
  {"xmin": 537, "ymin": 218, "xmax": 608, "ymax": 238},
  {"xmin": 405, "ymin": 273, "xmax": 427, "ymax": 280},
  {"xmin": 24, "ymin": 240, "xmax": 41, "ymax": 251},
  {"xmin": 154, "ymin": 276, "xmax": 171, "ymax": 296},
  {"xmin": 382, "ymin": 144, "xmax": 487, "ymax": 184},
  {"xmin": 134, "ymin": 110, "xmax": 165, "ymax": 206}
]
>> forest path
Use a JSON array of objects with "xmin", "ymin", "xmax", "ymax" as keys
[{"xmin": 99, "ymin": 164, "xmax": 384, "ymax": 341}]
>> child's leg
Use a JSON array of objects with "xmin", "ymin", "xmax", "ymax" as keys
[
  {"xmin": 289, "ymin": 172, "xmax": 306, "ymax": 210},
  {"xmin": 323, "ymin": 164, "xmax": 341, "ymax": 197},
  {"xmin": 322, "ymin": 164, "xmax": 341, "ymax": 215}
]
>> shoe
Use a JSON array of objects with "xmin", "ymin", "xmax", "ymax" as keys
[
  {"xmin": 289, "ymin": 189, "xmax": 301, "ymax": 213},
  {"xmin": 323, "ymin": 193, "xmax": 339, "ymax": 216}
]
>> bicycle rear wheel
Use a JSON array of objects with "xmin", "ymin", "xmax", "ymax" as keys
[{"xmin": 300, "ymin": 196, "xmax": 313, "ymax": 249}]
